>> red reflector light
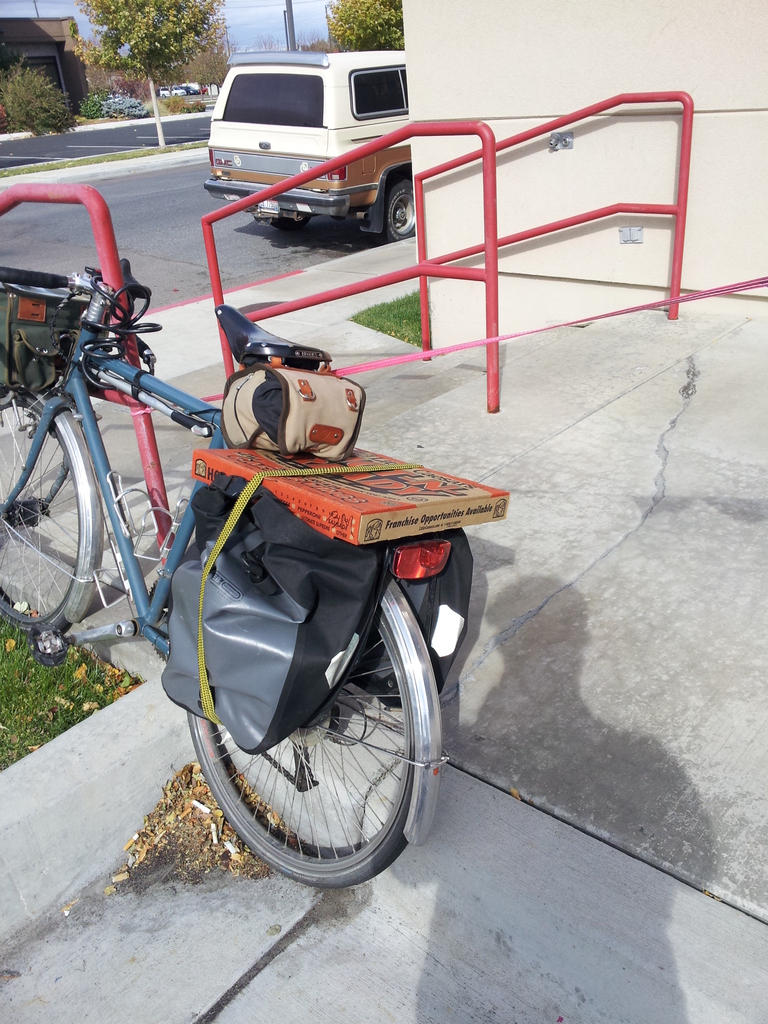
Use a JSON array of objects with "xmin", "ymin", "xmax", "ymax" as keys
[
  {"xmin": 209, "ymin": 149, "xmax": 214, "ymax": 166},
  {"xmin": 392, "ymin": 540, "xmax": 451, "ymax": 580},
  {"xmin": 327, "ymin": 166, "xmax": 347, "ymax": 181}
]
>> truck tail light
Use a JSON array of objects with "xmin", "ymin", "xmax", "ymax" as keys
[
  {"xmin": 392, "ymin": 540, "xmax": 451, "ymax": 580},
  {"xmin": 327, "ymin": 166, "xmax": 347, "ymax": 181},
  {"xmin": 209, "ymin": 149, "xmax": 214, "ymax": 166}
]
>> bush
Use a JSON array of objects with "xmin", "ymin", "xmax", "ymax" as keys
[
  {"xmin": 166, "ymin": 95, "xmax": 206, "ymax": 114},
  {"xmin": 79, "ymin": 89, "xmax": 109, "ymax": 119},
  {"xmin": 101, "ymin": 95, "xmax": 149, "ymax": 119},
  {"xmin": 0, "ymin": 66, "xmax": 74, "ymax": 135},
  {"xmin": 0, "ymin": 104, "xmax": 7, "ymax": 135}
]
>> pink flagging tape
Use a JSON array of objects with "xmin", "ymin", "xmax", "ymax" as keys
[{"xmin": 338, "ymin": 275, "xmax": 768, "ymax": 378}]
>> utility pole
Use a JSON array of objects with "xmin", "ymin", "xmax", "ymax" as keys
[{"xmin": 285, "ymin": 0, "xmax": 297, "ymax": 50}]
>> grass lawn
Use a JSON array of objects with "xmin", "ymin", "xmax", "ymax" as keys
[
  {"xmin": 0, "ymin": 618, "xmax": 142, "ymax": 771},
  {"xmin": 350, "ymin": 290, "xmax": 424, "ymax": 348}
]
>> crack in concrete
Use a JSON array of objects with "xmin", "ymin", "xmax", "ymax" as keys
[{"xmin": 452, "ymin": 358, "xmax": 700, "ymax": 695}]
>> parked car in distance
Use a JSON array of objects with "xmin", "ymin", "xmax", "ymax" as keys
[
  {"xmin": 158, "ymin": 86, "xmax": 171, "ymax": 98},
  {"xmin": 171, "ymin": 85, "xmax": 188, "ymax": 97},
  {"xmin": 205, "ymin": 51, "xmax": 413, "ymax": 242}
]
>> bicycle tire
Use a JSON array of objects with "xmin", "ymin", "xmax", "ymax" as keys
[
  {"xmin": 0, "ymin": 391, "xmax": 103, "ymax": 630},
  {"xmin": 188, "ymin": 580, "xmax": 434, "ymax": 888}
]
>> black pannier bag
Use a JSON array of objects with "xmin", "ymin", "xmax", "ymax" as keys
[
  {"xmin": 162, "ymin": 480, "xmax": 383, "ymax": 755},
  {"xmin": 397, "ymin": 529, "xmax": 473, "ymax": 694}
]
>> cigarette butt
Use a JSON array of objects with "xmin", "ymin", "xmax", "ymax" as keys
[
  {"xmin": 211, "ymin": 822, "xmax": 218, "ymax": 845},
  {"xmin": 224, "ymin": 841, "xmax": 237, "ymax": 855},
  {"xmin": 192, "ymin": 800, "xmax": 211, "ymax": 814}
]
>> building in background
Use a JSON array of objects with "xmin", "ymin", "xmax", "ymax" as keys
[
  {"xmin": 0, "ymin": 18, "xmax": 88, "ymax": 110},
  {"xmin": 402, "ymin": 0, "xmax": 768, "ymax": 347}
]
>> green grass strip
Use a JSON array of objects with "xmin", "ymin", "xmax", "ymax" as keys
[
  {"xmin": 0, "ymin": 618, "xmax": 143, "ymax": 770},
  {"xmin": 350, "ymin": 290, "xmax": 423, "ymax": 348},
  {"xmin": 0, "ymin": 140, "xmax": 206, "ymax": 180}
]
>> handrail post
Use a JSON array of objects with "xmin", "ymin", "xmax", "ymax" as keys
[
  {"xmin": 668, "ymin": 94, "xmax": 694, "ymax": 320},
  {"xmin": 415, "ymin": 174, "xmax": 431, "ymax": 354},
  {"xmin": 478, "ymin": 124, "xmax": 500, "ymax": 413}
]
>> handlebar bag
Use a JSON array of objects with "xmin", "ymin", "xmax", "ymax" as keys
[
  {"xmin": 0, "ymin": 286, "xmax": 86, "ymax": 392},
  {"xmin": 162, "ymin": 484, "xmax": 382, "ymax": 755},
  {"xmin": 220, "ymin": 365, "xmax": 365, "ymax": 461}
]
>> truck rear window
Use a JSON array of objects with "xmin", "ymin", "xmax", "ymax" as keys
[
  {"xmin": 223, "ymin": 73, "xmax": 324, "ymax": 127},
  {"xmin": 350, "ymin": 68, "xmax": 408, "ymax": 120}
]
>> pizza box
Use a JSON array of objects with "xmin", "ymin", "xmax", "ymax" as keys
[{"xmin": 192, "ymin": 447, "xmax": 509, "ymax": 545}]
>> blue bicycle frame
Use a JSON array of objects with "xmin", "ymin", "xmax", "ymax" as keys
[{"xmin": 2, "ymin": 318, "xmax": 225, "ymax": 657}]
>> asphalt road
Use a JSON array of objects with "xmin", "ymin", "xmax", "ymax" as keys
[
  {"xmin": 0, "ymin": 156, "xmax": 382, "ymax": 307},
  {"xmin": 0, "ymin": 114, "xmax": 212, "ymax": 169}
]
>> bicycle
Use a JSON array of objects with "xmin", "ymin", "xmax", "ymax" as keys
[{"xmin": 0, "ymin": 260, "xmax": 445, "ymax": 887}]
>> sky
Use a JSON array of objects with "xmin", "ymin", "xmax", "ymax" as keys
[{"xmin": 1, "ymin": 1, "xmax": 331, "ymax": 49}]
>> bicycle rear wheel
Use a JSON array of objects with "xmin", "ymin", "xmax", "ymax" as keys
[
  {"xmin": 0, "ymin": 391, "xmax": 102, "ymax": 630},
  {"xmin": 189, "ymin": 580, "xmax": 435, "ymax": 888}
]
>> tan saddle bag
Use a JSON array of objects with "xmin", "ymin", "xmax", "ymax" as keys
[{"xmin": 221, "ymin": 365, "xmax": 365, "ymax": 462}]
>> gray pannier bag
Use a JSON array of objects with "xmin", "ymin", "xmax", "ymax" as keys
[{"xmin": 162, "ymin": 483, "xmax": 382, "ymax": 755}]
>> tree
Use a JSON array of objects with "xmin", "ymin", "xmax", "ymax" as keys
[
  {"xmin": 73, "ymin": 0, "xmax": 224, "ymax": 147},
  {"xmin": 182, "ymin": 27, "xmax": 232, "ymax": 89},
  {"xmin": 326, "ymin": 0, "xmax": 404, "ymax": 51}
]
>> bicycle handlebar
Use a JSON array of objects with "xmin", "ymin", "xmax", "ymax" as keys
[
  {"xmin": 0, "ymin": 261, "xmax": 151, "ymax": 301},
  {"xmin": 0, "ymin": 265, "xmax": 70, "ymax": 291}
]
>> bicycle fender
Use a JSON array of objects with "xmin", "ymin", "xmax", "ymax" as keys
[{"xmin": 382, "ymin": 583, "xmax": 444, "ymax": 846}]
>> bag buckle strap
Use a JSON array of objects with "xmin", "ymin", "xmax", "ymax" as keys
[{"xmin": 297, "ymin": 379, "xmax": 316, "ymax": 401}]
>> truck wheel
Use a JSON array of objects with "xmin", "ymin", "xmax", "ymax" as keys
[
  {"xmin": 385, "ymin": 179, "xmax": 415, "ymax": 243},
  {"xmin": 271, "ymin": 215, "xmax": 310, "ymax": 231}
]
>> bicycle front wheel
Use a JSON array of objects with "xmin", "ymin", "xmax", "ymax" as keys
[
  {"xmin": 189, "ymin": 580, "xmax": 435, "ymax": 888},
  {"xmin": 0, "ymin": 391, "xmax": 103, "ymax": 630}
]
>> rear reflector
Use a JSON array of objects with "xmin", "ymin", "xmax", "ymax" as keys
[
  {"xmin": 392, "ymin": 540, "xmax": 451, "ymax": 580},
  {"xmin": 208, "ymin": 149, "xmax": 214, "ymax": 166},
  {"xmin": 327, "ymin": 166, "xmax": 347, "ymax": 181}
]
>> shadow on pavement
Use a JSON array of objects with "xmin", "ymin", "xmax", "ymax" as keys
[{"xmin": 406, "ymin": 544, "xmax": 718, "ymax": 1021}]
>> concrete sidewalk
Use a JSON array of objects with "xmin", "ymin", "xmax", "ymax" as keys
[{"xmin": 2, "ymin": 239, "xmax": 768, "ymax": 1020}]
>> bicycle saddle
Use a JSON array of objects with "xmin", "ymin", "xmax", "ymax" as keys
[{"xmin": 215, "ymin": 304, "xmax": 331, "ymax": 370}]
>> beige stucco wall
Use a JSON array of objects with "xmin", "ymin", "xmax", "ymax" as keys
[{"xmin": 402, "ymin": 0, "xmax": 768, "ymax": 346}]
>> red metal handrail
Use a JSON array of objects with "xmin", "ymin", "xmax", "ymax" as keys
[
  {"xmin": 0, "ymin": 184, "xmax": 171, "ymax": 541},
  {"xmin": 415, "ymin": 92, "xmax": 694, "ymax": 350},
  {"xmin": 202, "ymin": 93, "xmax": 692, "ymax": 414},
  {"xmin": 201, "ymin": 121, "xmax": 502, "ymax": 410}
]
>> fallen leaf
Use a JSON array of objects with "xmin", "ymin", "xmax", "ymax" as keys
[
  {"xmin": 103, "ymin": 885, "xmax": 117, "ymax": 896},
  {"xmin": 61, "ymin": 898, "xmax": 79, "ymax": 916},
  {"xmin": 5, "ymin": 638, "xmax": 16, "ymax": 652},
  {"xmin": 73, "ymin": 664, "xmax": 87, "ymax": 681},
  {"xmin": 266, "ymin": 924, "xmax": 281, "ymax": 936},
  {"xmin": 27, "ymin": 745, "xmax": 42, "ymax": 752},
  {"xmin": 82, "ymin": 701, "xmax": 99, "ymax": 713},
  {"xmin": 112, "ymin": 871, "xmax": 129, "ymax": 883}
]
